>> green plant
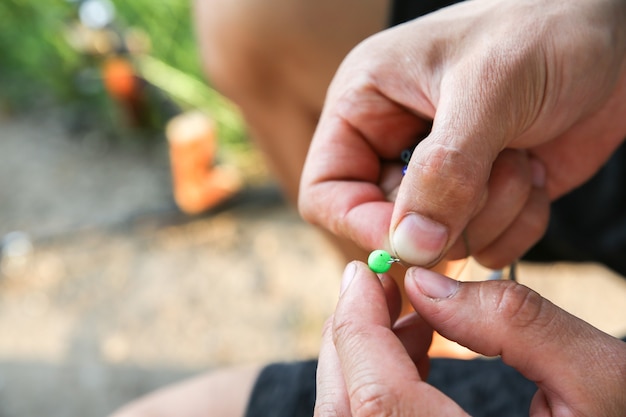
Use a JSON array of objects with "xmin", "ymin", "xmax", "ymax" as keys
[
  {"xmin": 0, "ymin": 0, "xmax": 80, "ymax": 106},
  {"xmin": 0, "ymin": 0, "xmax": 248, "ymax": 150}
]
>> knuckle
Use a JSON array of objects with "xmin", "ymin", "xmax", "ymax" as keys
[
  {"xmin": 297, "ymin": 185, "xmax": 334, "ymax": 230},
  {"xmin": 314, "ymin": 398, "xmax": 346, "ymax": 417},
  {"xmin": 332, "ymin": 316, "xmax": 360, "ymax": 346},
  {"xmin": 412, "ymin": 143, "xmax": 486, "ymax": 214},
  {"xmin": 332, "ymin": 319, "xmax": 377, "ymax": 367},
  {"xmin": 330, "ymin": 318, "xmax": 402, "ymax": 417},
  {"xmin": 321, "ymin": 316, "xmax": 334, "ymax": 339},
  {"xmin": 492, "ymin": 282, "xmax": 554, "ymax": 330},
  {"xmin": 349, "ymin": 384, "xmax": 399, "ymax": 417}
]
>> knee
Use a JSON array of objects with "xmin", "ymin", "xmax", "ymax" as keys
[{"xmin": 193, "ymin": 0, "xmax": 277, "ymax": 104}]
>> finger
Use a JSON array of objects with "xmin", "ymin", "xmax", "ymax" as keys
[
  {"xmin": 317, "ymin": 261, "xmax": 392, "ymax": 417},
  {"xmin": 334, "ymin": 262, "xmax": 418, "ymax": 379},
  {"xmin": 445, "ymin": 150, "xmax": 544, "ymax": 260},
  {"xmin": 316, "ymin": 262, "xmax": 393, "ymax": 417},
  {"xmin": 379, "ymin": 272, "xmax": 403, "ymax": 325},
  {"xmin": 393, "ymin": 312, "xmax": 433, "ymax": 377},
  {"xmin": 315, "ymin": 265, "xmax": 429, "ymax": 416},
  {"xmin": 334, "ymin": 261, "xmax": 467, "ymax": 416},
  {"xmin": 314, "ymin": 316, "xmax": 350, "ymax": 417},
  {"xmin": 363, "ymin": 266, "xmax": 433, "ymax": 376},
  {"xmin": 405, "ymin": 267, "xmax": 626, "ymax": 410},
  {"xmin": 378, "ymin": 162, "xmax": 405, "ymax": 202},
  {"xmin": 299, "ymin": 74, "xmax": 430, "ymax": 251},
  {"xmin": 473, "ymin": 185, "xmax": 550, "ymax": 269}
]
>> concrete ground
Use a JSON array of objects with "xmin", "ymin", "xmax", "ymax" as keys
[{"xmin": 0, "ymin": 110, "xmax": 625, "ymax": 417}]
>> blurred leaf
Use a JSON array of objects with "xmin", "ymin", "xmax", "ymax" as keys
[{"xmin": 0, "ymin": 0, "xmax": 249, "ymax": 152}]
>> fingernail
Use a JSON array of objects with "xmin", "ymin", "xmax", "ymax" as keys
[
  {"xmin": 392, "ymin": 213, "xmax": 448, "ymax": 265},
  {"xmin": 340, "ymin": 261, "xmax": 357, "ymax": 296},
  {"xmin": 410, "ymin": 267, "xmax": 459, "ymax": 299},
  {"xmin": 529, "ymin": 157, "xmax": 546, "ymax": 188}
]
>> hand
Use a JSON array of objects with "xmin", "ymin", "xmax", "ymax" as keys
[
  {"xmin": 299, "ymin": 0, "xmax": 626, "ymax": 268},
  {"xmin": 315, "ymin": 261, "xmax": 626, "ymax": 416}
]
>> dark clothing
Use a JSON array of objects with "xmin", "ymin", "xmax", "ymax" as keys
[
  {"xmin": 244, "ymin": 360, "xmax": 318, "ymax": 417},
  {"xmin": 524, "ymin": 143, "xmax": 626, "ymax": 277},
  {"xmin": 245, "ymin": 338, "xmax": 626, "ymax": 417},
  {"xmin": 244, "ymin": 358, "xmax": 538, "ymax": 417},
  {"xmin": 389, "ymin": 0, "xmax": 460, "ymax": 25}
]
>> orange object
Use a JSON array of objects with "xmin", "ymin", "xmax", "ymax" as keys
[
  {"xmin": 101, "ymin": 56, "xmax": 147, "ymax": 126},
  {"xmin": 428, "ymin": 332, "xmax": 479, "ymax": 359},
  {"xmin": 102, "ymin": 57, "xmax": 138, "ymax": 100},
  {"xmin": 166, "ymin": 111, "xmax": 241, "ymax": 214}
]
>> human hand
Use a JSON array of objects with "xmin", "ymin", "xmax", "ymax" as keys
[
  {"xmin": 299, "ymin": 0, "xmax": 626, "ymax": 268},
  {"xmin": 315, "ymin": 261, "xmax": 626, "ymax": 416}
]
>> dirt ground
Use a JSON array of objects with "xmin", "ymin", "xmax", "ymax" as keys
[{"xmin": 1, "ymin": 110, "xmax": 625, "ymax": 417}]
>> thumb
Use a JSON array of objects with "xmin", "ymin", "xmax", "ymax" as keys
[
  {"xmin": 389, "ymin": 126, "xmax": 496, "ymax": 266},
  {"xmin": 388, "ymin": 46, "xmax": 544, "ymax": 266},
  {"xmin": 404, "ymin": 267, "xmax": 626, "ymax": 413}
]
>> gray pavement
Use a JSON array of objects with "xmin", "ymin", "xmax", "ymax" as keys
[{"xmin": 0, "ymin": 110, "xmax": 625, "ymax": 417}]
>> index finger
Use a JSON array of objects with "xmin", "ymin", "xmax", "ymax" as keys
[
  {"xmin": 333, "ymin": 262, "xmax": 467, "ymax": 416},
  {"xmin": 299, "ymin": 89, "xmax": 428, "ymax": 250}
]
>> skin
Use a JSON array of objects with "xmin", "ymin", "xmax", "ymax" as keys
[
  {"xmin": 194, "ymin": 0, "xmax": 390, "ymax": 203},
  {"xmin": 299, "ymin": 0, "xmax": 626, "ymax": 269},
  {"xmin": 316, "ymin": 261, "xmax": 626, "ymax": 416},
  {"xmin": 110, "ymin": 366, "xmax": 260, "ymax": 417}
]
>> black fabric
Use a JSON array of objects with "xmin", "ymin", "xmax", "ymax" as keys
[
  {"xmin": 243, "ymin": 357, "xmax": 534, "ymax": 417},
  {"xmin": 523, "ymin": 141, "xmax": 626, "ymax": 277},
  {"xmin": 428, "ymin": 358, "xmax": 536, "ymax": 416},
  {"xmin": 244, "ymin": 360, "xmax": 317, "ymax": 417},
  {"xmin": 244, "ymin": 338, "xmax": 626, "ymax": 417},
  {"xmin": 389, "ymin": 0, "xmax": 461, "ymax": 26}
]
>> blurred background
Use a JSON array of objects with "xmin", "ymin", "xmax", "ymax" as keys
[
  {"xmin": 1, "ymin": 1, "xmax": 626, "ymax": 417},
  {"xmin": 0, "ymin": 1, "xmax": 343, "ymax": 415}
]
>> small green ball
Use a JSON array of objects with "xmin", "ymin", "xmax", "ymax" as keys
[{"xmin": 368, "ymin": 249, "xmax": 393, "ymax": 273}]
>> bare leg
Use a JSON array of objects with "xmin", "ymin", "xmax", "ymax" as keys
[
  {"xmin": 110, "ymin": 366, "xmax": 261, "ymax": 417},
  {"xmin": 194, "ymin": 0, "xmax": 390, "ymax": 203}
]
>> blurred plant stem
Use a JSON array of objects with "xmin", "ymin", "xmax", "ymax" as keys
[
  {"xmin": 137, "ymin": 55, "xmax": 247, "ymax": 148},
  {"xmin": 0, "ymin": 0, "xmax": 249, "ymax": 152}
]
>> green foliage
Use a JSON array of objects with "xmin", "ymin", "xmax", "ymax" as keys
[
  {"xmin": 0, "ymin": 0, "xmax": 248, "ymax": 149},
  {"xmin": 111, "ymin": 0, "xmax": 204, "ymax": 80},
  {"xmin": 0, "ymin": 0, "xmax": 80, "ymax": 105}
]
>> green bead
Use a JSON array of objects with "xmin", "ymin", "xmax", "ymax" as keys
[{"xmin": 368, "ymin": 249, "xmax": 393, "ymax": 273}]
